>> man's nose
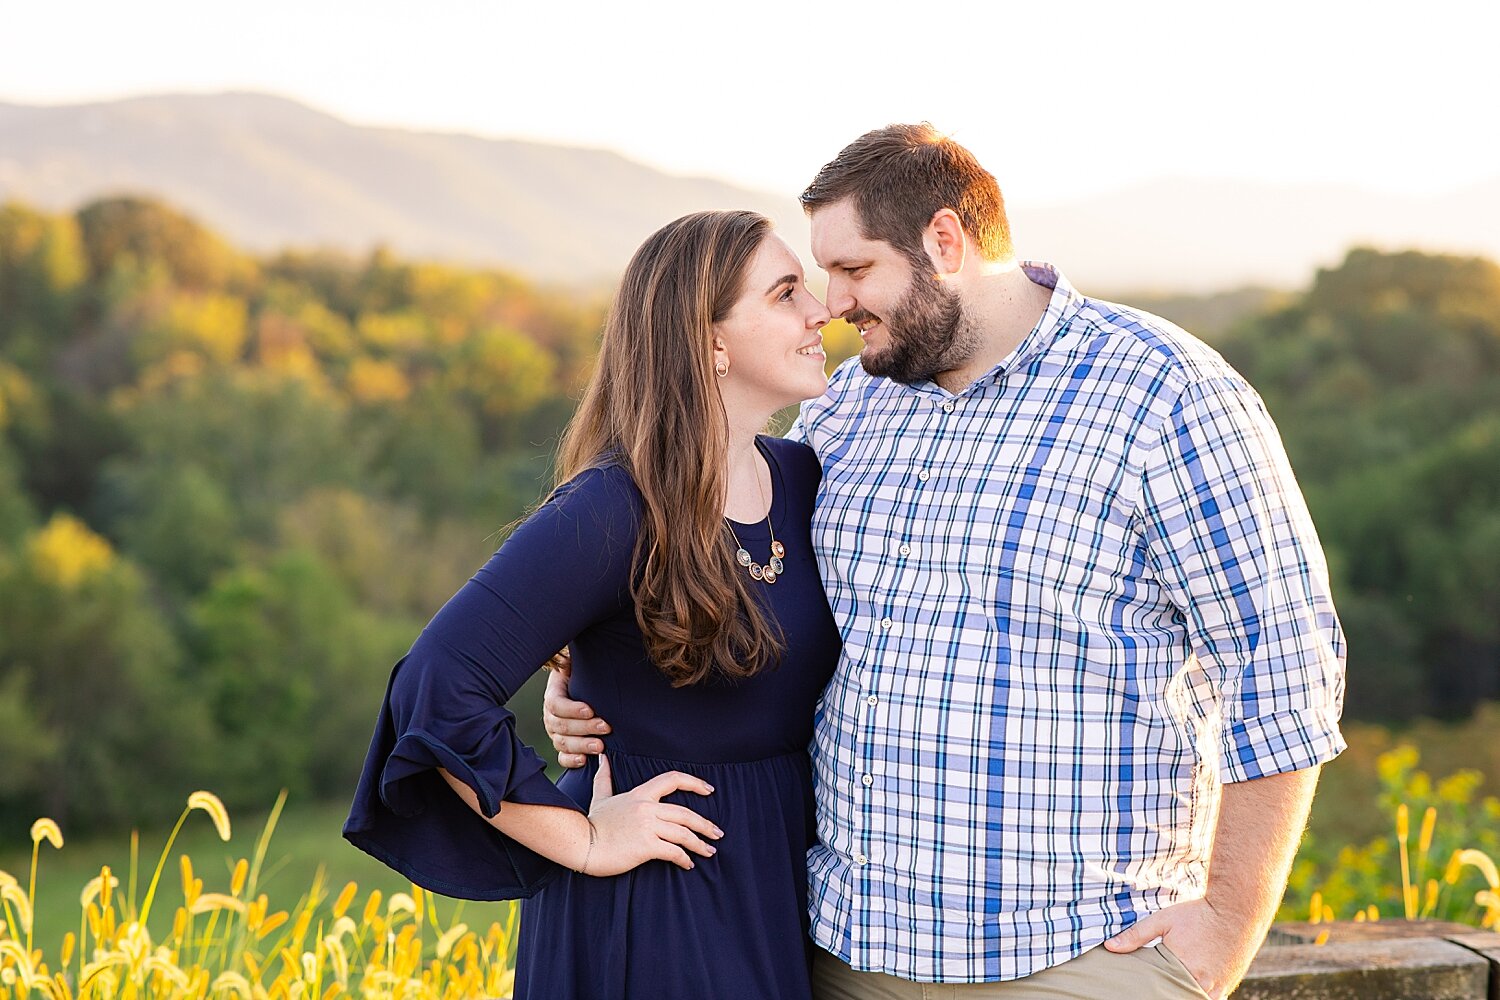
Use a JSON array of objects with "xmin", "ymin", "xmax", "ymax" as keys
[{"xmin": 826, "ymin": 281, "xmax": 855, "ymax": 319}]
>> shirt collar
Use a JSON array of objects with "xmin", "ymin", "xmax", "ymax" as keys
[{"xmin": 1008, "ymin": 261, "xmax": 1085, "ymax": 371}]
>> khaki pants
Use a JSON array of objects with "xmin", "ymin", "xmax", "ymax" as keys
[{"xmin": 812, "ymin": 943, "xmax": 1211, "ymax": 1000}]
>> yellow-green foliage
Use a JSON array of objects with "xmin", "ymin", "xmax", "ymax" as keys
[
  {"xmin": 0, "ymin": 792, "xmax": 517, "ymax": 999},
  {"xmin": 1283, "ymin": 745, "xmax": 1500, "ymax": 928},
  {"xmin": 23, "ymin": 515, "xmax": 115, "ymax": 592}
]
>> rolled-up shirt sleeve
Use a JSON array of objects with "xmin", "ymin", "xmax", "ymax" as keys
[{"xmin": 1138, "ymin": 375, "xmax": 1346, "ymax": 783}]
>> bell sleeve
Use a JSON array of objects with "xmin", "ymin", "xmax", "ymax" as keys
[{"xmin": 343, "ymin": 465, "xmax": 639, "ymax": 899}]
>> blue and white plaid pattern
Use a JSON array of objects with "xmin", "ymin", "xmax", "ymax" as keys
[{"xmin": 792, "ymin": 263, "xmax": 1346, "ymax": 983}]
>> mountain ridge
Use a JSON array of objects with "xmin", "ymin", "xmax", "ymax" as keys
[
  {"xmin": 2, "ymin": 92, "xmax": 1496, "ymax": 292},
  {"xmin": 0, "ymin": 91, "xmax": 808, "ymax": 284}
]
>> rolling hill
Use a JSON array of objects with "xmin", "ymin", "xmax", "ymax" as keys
[{"xmin": 2, "ymin": 92, "xmax": 1496, "ymax": 292}]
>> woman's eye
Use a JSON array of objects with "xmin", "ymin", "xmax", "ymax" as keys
[{"xmin": 779, "ymin": 286, "xmax": 796, "ymax": 301}]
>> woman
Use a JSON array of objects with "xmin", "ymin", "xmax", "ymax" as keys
[{"xmin": 343, "ymin": 210, "xmax": 841, "ymax": 999}]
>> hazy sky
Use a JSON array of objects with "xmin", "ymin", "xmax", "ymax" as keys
[{"xmin": 5, "ymin": 0, "xmax": 1497, "ymax": 206}]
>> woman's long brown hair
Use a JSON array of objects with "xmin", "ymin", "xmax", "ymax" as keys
[{"xmin": 555, "ymin": 210, "xmax": 783, "ymax": 686}]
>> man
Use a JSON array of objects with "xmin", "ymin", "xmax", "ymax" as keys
[{"xmin": 547, "ymin": 124, "xmax": 1345, "ymax": 999}]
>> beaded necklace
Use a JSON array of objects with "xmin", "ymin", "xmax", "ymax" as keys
[{"xmin": 723, "ymin": 455, "xmax": 785, "ymax": 585}]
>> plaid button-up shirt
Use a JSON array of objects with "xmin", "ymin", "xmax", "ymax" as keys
[{"xmin": 791, "ymin": 262, "xmax": 1345, "ymax": 983}]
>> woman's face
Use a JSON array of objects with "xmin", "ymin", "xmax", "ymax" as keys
[{"xmin": 713, "ymin": 234, "xmax": 831, "ymax": 413}]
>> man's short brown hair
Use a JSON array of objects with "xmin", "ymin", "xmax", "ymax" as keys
[{"xmin": 800, "ymin": 123, "xmax": 1013, "ymax": 266}]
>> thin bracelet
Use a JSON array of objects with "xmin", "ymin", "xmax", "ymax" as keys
[{"xmin": 575, "ymin": 817, "xmax": 598, "ymax": 875}]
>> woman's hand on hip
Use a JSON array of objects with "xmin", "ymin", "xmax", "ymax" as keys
[{"xmin": 583, "ymin": 754, "xmax": 722, "ymax": 875}]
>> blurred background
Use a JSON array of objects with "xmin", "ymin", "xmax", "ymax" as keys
[{"xmin": 1, "ymin": 0, "xmax": 1498, "ymax": 951}]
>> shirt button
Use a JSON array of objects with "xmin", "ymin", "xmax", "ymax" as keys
[
  {"xmin": 866, "ymin": 694, "xmax": 878, "ymax": 706},
  {"xmin": 862, "ymin": 773, "xmax": 874, "ymax": 786},
  {"xmin": 854, "ymin": 853, "xmax": 869, "ymax": 866},
  {"xmin": 917, "ymin": 470, "xmax": 930, "ymax": 483},
  {"xmin": 880, "ymin": 616, "xmax": 893, "ymax": 630},
  {"xmin": 898, "ymin": 543, "xmax": 911, "ymax": 557},
  {"xmin": 942, "ymin": 400, "xmax": 955, "ymax": 413}
]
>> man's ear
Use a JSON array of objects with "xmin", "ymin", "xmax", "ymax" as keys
[{"xmin": 923, "ymin": 208, "xmax": 968, "ymax": 276}]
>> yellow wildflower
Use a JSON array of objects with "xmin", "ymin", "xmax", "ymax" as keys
[
  {"xmin": 29, "ymin": 819, "xmax": 63, "ymax": 850},
  {"xmin": 1457, "ymin": 849, "xmax": 1500, "ymax": 889},
  {"xmin": 189, "ymin": 893, "xmax": 248, "ymax": 916},
  {"xmin": 80, "ymin": 872, "xmax": 119, "ymax": 910},
  {"xmin": 331, "ymin": 882, "xmax": 357, "ymax": 920},
  {"xmin": 188, "ymin": 791, "xmax": 232, "ymax": 842},
  {"xmin": 436, "ymin": 924, "xmax": 469, "ymax": 960},
  {"xmin": 1, "ymin": 884, "xmax": 33, "ymax": 935}
]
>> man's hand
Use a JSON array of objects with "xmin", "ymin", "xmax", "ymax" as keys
[
  {"xmin": 1103, "ymin": 898, "xmax": 1249, "ymax": 999},
  {"xmin": 1104, "ymin": 766, "xmax": 1322, "ymax": 999},
  {"xmin": 543, "ymin": 653, "xmax": 609, "ymax": 768}
]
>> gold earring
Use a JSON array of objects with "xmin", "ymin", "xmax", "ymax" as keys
[{"xmin": 715, "ymin": 360, "xmax": 729, "ymax": 378}]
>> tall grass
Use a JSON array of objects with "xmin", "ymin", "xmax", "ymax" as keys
[
  {"xmin": 1283, "ymin": 744, "xmax": 1500, "ymax": 930},
  {"xmin": 0, "ymin": 792, "xmax": 518, "ymax": 999},
  {"xmin": 6, "ymin": 744, "xmax": 1499, "ymax": 996}
]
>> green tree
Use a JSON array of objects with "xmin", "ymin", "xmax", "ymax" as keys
[
  {"xmin": 131, "ymin": 290, "xmax": 251, "ymax": 368},
  {"xmin": 1221, "ymin": 248, "xmax": 1500, "ymax": 719},
  {"xmin": 0, "ymin": 515, "xmax": 212, "ymax": 830},
  {"xmin": 0, "ymin": 443, "xmax": 36, "ymax": 548},
  {"xmin": 0, "ymin": 365, "xmax": 41, "ymax": 546},
  {"xmin": 443, "ymin": 326, "xmax": 558, "ymax": 449},
  {"xmin": 105, "ymin": 462, "xmax": 240, "ymax": 596},
  {"xmin": 275, "ymin": 488, "xmax": 490, "ymax": 619},
  {"xmin": 106, "ymin": 368, "xmax": 365, "ymax": 543},
  {"xmin": 75, "ymin": 196, "xmax": 255, "ymax": 292},
  {"xmin": 0, "ymin": 671, "xmax": 56, "ymax": 800},
  {"xmin": 189, "ymin": 549, "xmax": 415, "ymax": 805},
  {"xmin": 357, "ymin": 387, "xmax": 486, "ymax": 520},
  {"xmin": 0, "ymin": 203, "xmax": 86, "ymax": 368}
]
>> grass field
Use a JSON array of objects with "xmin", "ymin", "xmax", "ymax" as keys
[{"xmin": 0, "ymin": 795, "xmax": 518, "ymax": 959}]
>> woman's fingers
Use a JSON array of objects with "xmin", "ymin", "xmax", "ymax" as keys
[
  {"xmin": 587, "ymin": 769, "xmax": 724, "ymax": 874},
  {"xmin": 657, "ymin": 844, "xmax": 696, "ymax": 871},
  {"xmin": 591, "ymin": 753, "xmax": 614, "ymax": 804},
  {"xmin": 657, "ymin": 821, "xmax": 716, "ymax": 859},
  {"xmin": 636, "ymin": 770, "xmax": 715, "ymax": 801},
  {"xmin": 656, "ymin": 803, "xmax": 723, "ymax": 840}
]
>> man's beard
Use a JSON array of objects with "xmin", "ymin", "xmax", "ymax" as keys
[{"xmin": 852, "ymin": 264, "xmax": 980, "ymax": 385}]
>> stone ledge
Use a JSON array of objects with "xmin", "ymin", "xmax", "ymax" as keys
[
  {"xmin": 1240, "ymin": 937, "xmax": 1489, "ymax": 999},
  {"xmin": 1269, "ymin": 920, "xmax": 1481, "ymax": 945},
  {"xmin": 1446, "ymin": 934, "xmax": 1500, "ymax": 1000},
  {"xmin": 1240, "ymin": 923, "xmax": 1500, "ymax": 999}
]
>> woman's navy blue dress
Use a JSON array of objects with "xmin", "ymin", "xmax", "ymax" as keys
[{"xmin": 344, "ymin": 436, "xmax": 840, "ymax": 999}]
